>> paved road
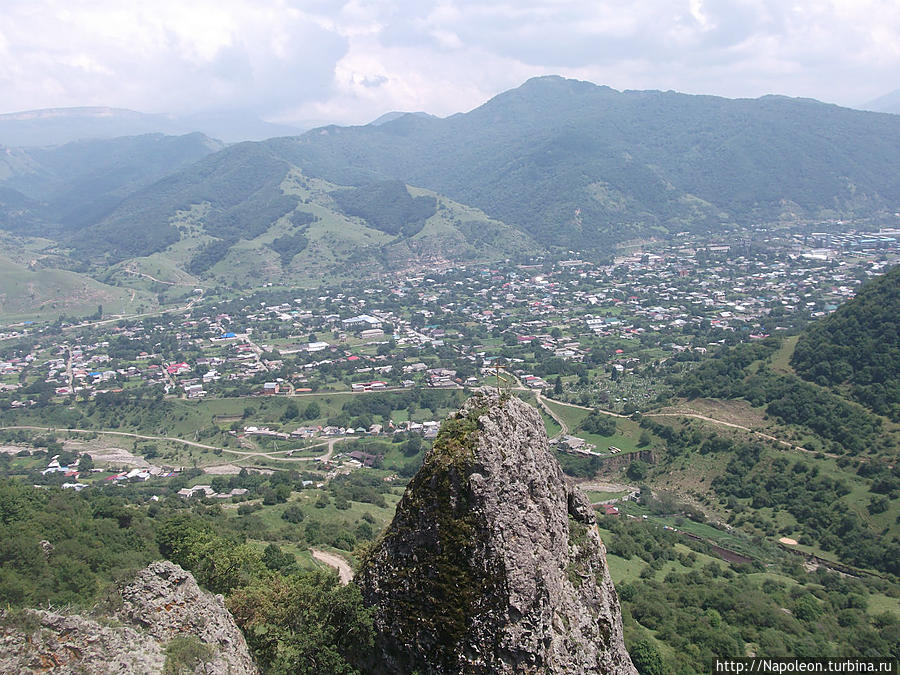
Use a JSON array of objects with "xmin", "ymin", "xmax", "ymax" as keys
[
  {"xmin": 534, "ymin": 391, "xmax": 569, "ymax": 438},
  {"xmin": 2, "ymin": 296, "xmax": 200, "ymax": 338},
  {"xmin": 2, "ymin": 388, "xmax": 826, "ymax": 472}
]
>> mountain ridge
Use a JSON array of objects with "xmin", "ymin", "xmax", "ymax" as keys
[{"xmin": 276, "ymin": 76, "xmax": 900, "ymax": 250}]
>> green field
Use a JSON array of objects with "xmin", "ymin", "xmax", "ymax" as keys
[
  {"xmin": 769, "ymin": 335, "xmax": 799, "ymax": 374},
  {"xmin": 0, "ymin": 254, "xmax": 159, "ymax": 323},
  {"xmin": 541, "ymin": 398, "xmax": 655, "ymax": 454}
]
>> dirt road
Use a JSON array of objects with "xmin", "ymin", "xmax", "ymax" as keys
[
  {"xmin": 311, "ymin": 549, "xmax": 354, "ymax": 584},
  {"xmin": 0, "ymin": 426, "xmax": 345, "ymax": 464}
]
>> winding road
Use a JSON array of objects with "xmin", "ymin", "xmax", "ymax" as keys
[
  {"xmin": 532, "ymin": 394, "xmax": 821, "ymax": 455},
  {"xmin": 0, "ymin": 425, "xmax": 345, "ymax": 463},
  {"xmin": 311, "ymin": 549, "xmax": 354, "ymax": 584}
]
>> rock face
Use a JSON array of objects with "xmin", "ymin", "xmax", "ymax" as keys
[
  {"xmin": 0, "ymin": 561, "xmax": 257, "ymax": 674},
  {"xmin": 356, "ymin": 393, "xmax": 637, "ymax": 674}
]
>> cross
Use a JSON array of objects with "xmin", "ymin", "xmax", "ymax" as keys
[{"xmin": 492, "ymin": 361, "xmax": 509, "ymax": 394}]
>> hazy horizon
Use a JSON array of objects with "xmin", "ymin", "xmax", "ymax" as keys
[{"xmin": 2, "ymin": 1, "xmax": 898, "ymax": 129}]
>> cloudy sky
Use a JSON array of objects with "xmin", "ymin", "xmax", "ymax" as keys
[{"xmin": 1, "ymin": 0, "xmax": 898, "ymax": 127}]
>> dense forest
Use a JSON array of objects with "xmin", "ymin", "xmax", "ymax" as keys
[
  {"xmin": 331, "ymin": 180, "xmax": 436, "ymax": 238},
  {"xmin": 672, "ymin": 339, "xmax": 887, "ymax": 455},
  {"xmin": 792, "ymin": 264, "xmax": 900, "ymax": 420},
  {"xmin": 73, "ymin": 143, "xmax": 298, "ymax": 261}
]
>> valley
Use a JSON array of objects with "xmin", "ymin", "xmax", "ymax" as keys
[{"xmin": 1, "ymin": 79, "xmax": 899, "ymax": 672}]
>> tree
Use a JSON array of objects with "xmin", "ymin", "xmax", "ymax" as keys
[
  {"xmin": 262, "ymin": 543, "xmax": 296, "ymax": 572},
  {"xmin": 629, "ymin": 638, "xmax": 665, "ymax": 675},
  {"xmin": 156, "ymin": 514, "xmax": 264, "ymax": 594},
  {"xmin": 227, "ymin": 570, "xmax": 374, "ymax": 675},
  {"xmin": 282, "ymin": 504, "xmax": 305, "ymax": 523},
  {"xmin": 282, "ymin": 402, "xmax": 299, "ymax": 422},
  {"xmin": 554, "ymin": 375, "xmax": 563, "ymax": 396},
  {"xmin": 627, "ymin": 460, "xmax": 650, "ymax": 481},
  {"xmin": 303, "ymin": 402, "xmax": 321, "ymax": 420},
  {"xmin": 402, "ymin": 435, "xmax": 422, "ymax": 457}
]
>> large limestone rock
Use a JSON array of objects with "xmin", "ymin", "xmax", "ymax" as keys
[
  {"xmin": 357, "ymin": 393, "xmax": 637, "ymax": 674},
  {"xmin": 0, "ymin": 561, "xmax": 257, "ymax": 674}
]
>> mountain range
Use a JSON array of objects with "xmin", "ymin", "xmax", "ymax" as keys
[
  {"xmin": 0, "ymin": 106, "xmax": 303, "ymax": 146},
  {"xmin": 1, "ymin": 75, "xmax": 899, "ymax": 314}
]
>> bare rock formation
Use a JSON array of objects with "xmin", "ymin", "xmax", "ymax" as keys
[
  {"xmin": 0, "ymin": 560, "xmax": 256, "ymax": 674},
  {"xmin": 356, "ymin": 393, "xmax": 637, "ymax": 674}
]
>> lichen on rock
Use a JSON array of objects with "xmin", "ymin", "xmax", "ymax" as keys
[{"xmin": 356, "ymin": 393, "xmax": 637, "ymax": 674}]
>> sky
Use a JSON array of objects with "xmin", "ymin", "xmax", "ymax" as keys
[{"xmin": 1, "ymin": 0, "xmax": 898, "ymax": 127}]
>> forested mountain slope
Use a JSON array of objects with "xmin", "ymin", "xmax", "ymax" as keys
[
  {"xmin": 792, "ymin": 265, "xmax": 900, "ymax": 420},
  {"xmin": 272, "ymin": 76, "xmax": 900, "ymax": 250},
  {"xmin": 4, "ymin": 77, "xmax": 900, "ymax": 264},
  {"xmin": 73, "ymin": 141, "xmax": 297, "ymax": 259}
]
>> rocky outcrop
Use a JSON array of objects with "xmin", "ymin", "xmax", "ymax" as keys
[
  {"xmin": 356, "ymin": 393, "xmax": 637, "ymax": 674},
  {"xmin": 0, "ymin": 610, "xmax": 165, "ymax": 674},
  {"xmin": 0, "ymin": 561, "xmax": 257, "ymax": 674}
]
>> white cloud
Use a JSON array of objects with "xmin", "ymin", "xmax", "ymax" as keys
[
  {"xmin": 0, "ymin": 0, "xmax": 346, "ymax": 115},
  {"xmin": 1, "ymin": 0, "xmax": 898, "ymax": 125}
]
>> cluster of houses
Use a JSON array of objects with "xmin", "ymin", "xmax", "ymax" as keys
[
  {"xmin": 239, "ymin": 418, "xmax": 441, "ymax": 442},
  {"xmin": 5, "ymin": 225, "xmax": 899, "ymax": 413},
  {"xmin": 177, "ymin": 485, "xmax": 248, "ymax": 499},
  {"xmin": 39, "ymin": 453, "xmax": 180, "ymax": 491}
]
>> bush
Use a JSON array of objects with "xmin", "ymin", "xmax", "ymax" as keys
[{"xmin": 281, "ymin": 504, "xmax": 305, "ymax": 523}]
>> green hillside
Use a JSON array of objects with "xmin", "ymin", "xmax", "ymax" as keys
[
  {"xmin": 66, "ymin": 146, "xmax": 540, "ymax": 287},
  {"xmin": 271, "ymin": 76, "xmax": 900, "ymax": 250},
  {"xmin": 71, "ymin": 142, "xmax": 297, "ymax": 261},
  {"xmin": 197, "ymin": 172, "xmax": 540, "ymax": 287},
  {"xmin": 0, "ymin": 128, "xmax": 542, "ymax": 307},
  {"xmin": 658, "ymin": 333, "xmax": 900, "ymax": 577},
  {"xmin": 0, "ymin": 253, "xmax": 157, "ymax": 322},
  {"xmin": 792, "ymin": 265, "xmax": 900, "ymax": 420}
]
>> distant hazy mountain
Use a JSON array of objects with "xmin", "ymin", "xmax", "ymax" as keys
[
  {"xmin": 272, "ymin": 76, "xmax": 900, "ymax": 250},
  {"xmin": 0, "ymin": 132, "xmax": 224, "ymax": 234},
  {"xmin": 368, "ymin": 111, "xmax": 437, "ymax": 126},
  {"xmin": 861, "ymin": 89, "xmax": 900, "ymax": 115},
  {"xmin": 0, "ymin": 106, "xmax": 303, "ymax": 146}
]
